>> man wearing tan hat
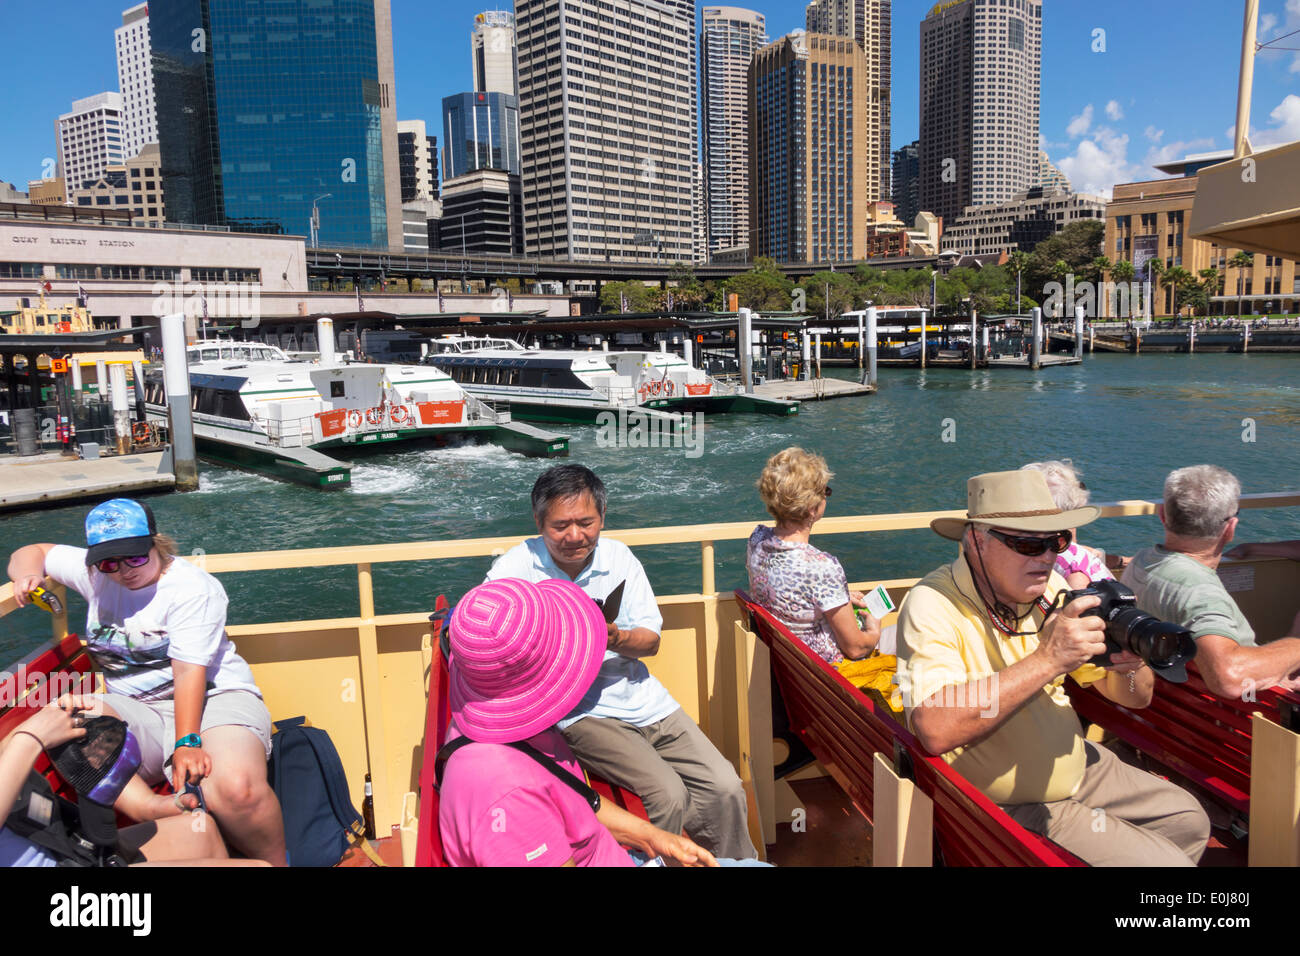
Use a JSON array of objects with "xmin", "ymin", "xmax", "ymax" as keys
[{"xmin": 896, "ymin": 470, "xmax": 1210, "ymax": 866}]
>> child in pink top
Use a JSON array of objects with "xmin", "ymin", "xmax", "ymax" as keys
[{"xmin": 439, "ymin": 725, "xmax": 634, "ymax": 868}]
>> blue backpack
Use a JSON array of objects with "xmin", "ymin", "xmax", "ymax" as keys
[{"xmin": 268, "ymin": 717, "xmax": 385, "ymax": 867}]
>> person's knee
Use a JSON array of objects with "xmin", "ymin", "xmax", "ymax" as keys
[{"xmin": 211, "ymin": 766, "xmax": 271, "ymax": 813}]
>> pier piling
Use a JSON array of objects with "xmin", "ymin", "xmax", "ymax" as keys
[
  {"xmin": 162, "ymin": 313, "xmax": 199, "ymax": 491},
  {"xmin": 1074, "ymin": 306, "xmax": 1084, "ymax": 361},
  {"xmin": 1030, "ymin": 308, "xmax": 1042, "ymax": 370},
  {"xmin": 864, "ymin": 307, "xmax": 878, "ymax": 389},
  {"xmin": 739, "ymin": 307, "xmax": 754, "ymax": 392}
]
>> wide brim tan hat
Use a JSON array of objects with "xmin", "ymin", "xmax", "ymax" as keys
[{"xmin": 930, "ymin": 469, "xmax": 1100, "ymax": 541}]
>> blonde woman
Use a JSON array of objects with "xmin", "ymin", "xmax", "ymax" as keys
[
  {"xmin": 1021, "ymin": 460, "xmax": 1118, "ymax": 588},
  {"xmin": 747, "ymin": 447, "xmax": 881, "ymax": 664}
]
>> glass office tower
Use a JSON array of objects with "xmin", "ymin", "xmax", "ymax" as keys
[
  {"xmin": 151, "ymin": 0, "xmax": 397, "ymax": 248},
  {"xmin": 441, "ymin": 91, "xmax": 520, "ymax": 180}
]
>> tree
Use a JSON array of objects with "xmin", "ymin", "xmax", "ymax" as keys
[
  {"xmin": 1229, "ymin": 250, "xmax": 1254, "ymax": 318},
  {"xmin": 1088, "ymin": 256, "xmax": 1113, "ymax": 287},
  {"xmin": 1147, "ymin": 257, "xmax": 1167, "ymax": 318},
  {"xmin": 1007, "ymin": 250, "xmax": 1031, "ymax": 313},
  {"xmin": 727, "ymin": 258, "xmax": 794, "ymax": 311},
  {"xmin": 1110, "ymin": 260, "xmax": 1136, "ymax": 321},
  {"xmin": 598, "ymin": 280, "xmax": 656, "ymax": 313},
  {"xmin": 802, "ymin": 270, "xmax": 858, "ymax": 319},
  {"xmin": 1163, "ymin": 266, "xmax": 1196, "ymax": 319},
  {"xmin": 1025, "ymin": 220, "xmax": 1105, "ymax": 301}
]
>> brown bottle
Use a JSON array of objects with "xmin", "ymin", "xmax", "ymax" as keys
[{"xmin": 362, "ymin": 773, "xmax": 376, "ymax": 840}]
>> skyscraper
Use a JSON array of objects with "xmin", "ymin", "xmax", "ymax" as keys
[
  {"xmin": 700, "ymin": 6, "xmax": 767, "ymax": 259},
  {"xmin": 892, "ymin": 139, "xmax": 919, "ymax": 226},
  {"xmin": 398, "ymin": 120, "xmax": 439, "ymax": 202},
  {"xmin": 56, "ymin": 92, "xmax": 125, "ymax": 191},
  {"xmin": 804, "ymin": 0, "xmax": 891, "ymax": 202},
  {"xmin": 442, "ymin": 91, "xmax": 521, "ymax": 179},
  {"xmin": 116, "ymin": 3, "xmax": 157, "ymax": 159},
  {"xmin": 919, "ymin": 0, "xmax": 1041, "ymax": 228},
  {"xmin": 150, "ymin": 0, "xmax": 403, "ymax": 250},
  {"xmin": 472, "ymin": 10, "xmax": 519, "ymax": 98},
  {"xmin": 515, "ymin": 0, "xmax": 696, "ymax": 262},
  {"xmin": 749, "ymin": 32, "xmax": 877, "ymax": 263}
]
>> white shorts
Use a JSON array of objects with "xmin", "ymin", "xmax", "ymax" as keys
[{"xmin": 98, "ymin": 690, "xmax": 273, "ymax": 785}]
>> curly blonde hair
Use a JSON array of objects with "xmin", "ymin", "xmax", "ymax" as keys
[{"xmin": 757, "ymin": 447, "xmax": 832, "ymax": 524}]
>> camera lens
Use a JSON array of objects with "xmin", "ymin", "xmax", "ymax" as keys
[{"xmin": 1109, "ymin": 609, "xmax": 1194, "ymax": 669}]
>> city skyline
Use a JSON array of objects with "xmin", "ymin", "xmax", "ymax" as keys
[{"xmin": 2, "ymin": 1, "xmax": 1298, "ymax": 207}]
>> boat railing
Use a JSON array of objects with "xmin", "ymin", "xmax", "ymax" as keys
[
  {"xmin": 4, "ymin": 491, "xmax": 1299, "ymax": 846},
  {"xmin": 464, "ymin": 394, "xmax": 511, "ymax": 424}
]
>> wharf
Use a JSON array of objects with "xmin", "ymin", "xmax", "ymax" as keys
[
  {"xmin": 0, "ymin": 450, "xmax": 175, "ymax": 513},
  {"xmin": 749, "ymin": 378, "xmax": 874, "ymax": 401}
]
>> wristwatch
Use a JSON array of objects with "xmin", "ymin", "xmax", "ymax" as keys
[{"xmin": 175, "ymin": 733, "xmax": 202, "ymax": 750}]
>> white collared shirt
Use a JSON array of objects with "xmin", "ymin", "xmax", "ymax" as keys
[{"xmin": 486, "ymin": 537, "xmax": 678, "ymax": 728}]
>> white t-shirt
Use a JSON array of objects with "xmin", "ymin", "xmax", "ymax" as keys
[
  {"xmin": 45, "ymin": 545, "xmax": 261, "ymax": 702},
  {"xmin": 0, "ymin": 828, "xmax": 58, "ymax": 867},
  {"xmin": 486, "ymin": 537, "xmax": 678, "ymax": 729}
]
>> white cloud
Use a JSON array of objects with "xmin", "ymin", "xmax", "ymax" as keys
[
  {"xmin": 1055, "ymin": 126, "xmax": 1141, "ymax": 198},
  {"xmin": 1224, "ymin": 93, "xmax": 1300, "ymax": 149},
  {"xmin": 1142, "ymin": 137, "xmax": 1219, "ymax": 176},
  {"xmin": 1254, "ymin": 93, "xmax": 1300, "ymax": 146},
  {"xmin": 1105, "ymin": 100, "xmax": 1124, "ymax": 121},
  {"xmin": 1144, "ymin": 125, "xmax": 1164, "ymax": 142},
  {"xmin": 1066, "ymin": 104, "xmax": 1094, "ymax": 138},
  {"xmin": 1261, "ymin": 12, "xmax": 1279, "ymax": 34}
]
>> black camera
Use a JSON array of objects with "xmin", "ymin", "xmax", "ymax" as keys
[{"xmin": 1059, "ymin": 579, "xmax": 1197, "ymax": 683}]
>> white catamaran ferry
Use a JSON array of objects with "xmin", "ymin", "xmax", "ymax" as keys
[
  {"xmin": 143, "ymin": 326, "xmax": 569, "ymax": 488},
  {"xmin": 422, "ymin": 335, "xmax": 797, "ymax": 423}
]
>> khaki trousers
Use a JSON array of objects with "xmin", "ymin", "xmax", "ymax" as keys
[
  {"xmin": 1002, "ymin": 742, "xmax": 1210, "ymax": 866},
  {"xmin": 561, "ymin": 708, "xmax": 758, "ymax": 860}
]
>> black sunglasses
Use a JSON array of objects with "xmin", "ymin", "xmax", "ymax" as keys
[
  {"xmin": 985, "ymin": 528, "xmax": 1073, "ymax": 557},
  {"xmin": 95, "ymin": 554, "xmax": 151, "ymax": 573}
]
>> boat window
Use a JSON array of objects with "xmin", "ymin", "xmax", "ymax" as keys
[
  {"xmin": 330, "ymin": 381, "xmax": 345, "ymax": 398},
  {"xmin": 200, "ymin": 348, "xmax": 220, "ymax": 361}
]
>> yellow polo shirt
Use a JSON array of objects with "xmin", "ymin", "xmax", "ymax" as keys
[{"xmin": 896, "ymin": 552, "xmax": 1106, "ymax": 805}]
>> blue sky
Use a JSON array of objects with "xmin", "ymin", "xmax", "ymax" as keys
[{"xmin": 2, "ymin": 0, "xmax": 1298, "ymax": 198}]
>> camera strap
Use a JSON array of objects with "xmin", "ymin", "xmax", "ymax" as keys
[{"xmin": 984, "ymin": 595, "xmax": 1055, "ymax": 637}]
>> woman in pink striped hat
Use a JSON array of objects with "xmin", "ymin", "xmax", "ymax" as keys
[{"xmin": 437, "ymin": 576, "xmax": 724, "ymax": 867}]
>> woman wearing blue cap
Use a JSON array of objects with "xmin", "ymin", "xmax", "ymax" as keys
[{"xmin": 7, "ymin": 498, "xmax": 286, "ymax": 865}]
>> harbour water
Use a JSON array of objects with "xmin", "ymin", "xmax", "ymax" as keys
[{"xmin": 3, "ymin": 351, "xmax": 1299, "ymax": 661}]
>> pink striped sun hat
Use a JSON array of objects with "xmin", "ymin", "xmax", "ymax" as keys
[{"xmin": 448, "ymin": 577, "xmax": 607, "ymax": 743}]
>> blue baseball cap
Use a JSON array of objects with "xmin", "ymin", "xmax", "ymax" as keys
[{"xmin": 84, "ymin": 498, "xmax": 158, "ymax": 567}]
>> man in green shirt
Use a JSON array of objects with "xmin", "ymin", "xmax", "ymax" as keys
[{"xmin": 1123, "ymin": 465, "xmax": 1300, "ymax": 699}]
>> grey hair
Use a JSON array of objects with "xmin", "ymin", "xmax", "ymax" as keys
[
  {"xmin": 1022, "ymin": 460, "xmax": 1090, "ymax": 511},
  {"xmin": 531, "ymin": 464, "xmax": 607, "ymax": 525},
  {"xmin": 1162, "ymin": 465, "xmax": 1240, "ymax": 539}
]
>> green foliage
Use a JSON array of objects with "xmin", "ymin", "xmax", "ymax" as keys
[{"xmin": 599, "ymin": 280, "xmax": 656, "ymax": 313}]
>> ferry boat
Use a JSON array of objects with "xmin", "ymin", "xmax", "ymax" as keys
[
  {"xmin": 422, "ymin": 334, "xmax": 798, "ymax": 423},
  {"xmin": 3, "ymin": 490, "xmax": 1299, "ymax": 870},
  {"xmin": 142, "ymin": 327, "xmax": 570, "ymax": 489}
]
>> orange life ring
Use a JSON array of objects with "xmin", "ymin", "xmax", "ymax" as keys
[
  {"xmin": 365, "ymin": 406, "xmax": 384, "ymax": 426},
  {"xmin": 347, "ymin": 409, "xmax": 363, "ymax": 430},
  {"xmin": 638, "ymin": 385, "xmax": 649, "ymax": 403},
  {"xmin": 663, "ymin": 379, "xmax": 676, "ymax": 397},
  {"xmin": 647, "ymin": 380, "xmax": 661, "ymax": 397},
  {"xmin": 389, "ymin": 404, "xmax": 411, "ymax": 426},
  {"xmin": 131, "ymin": 421, "xmax": 150, "ymax": 443}
]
